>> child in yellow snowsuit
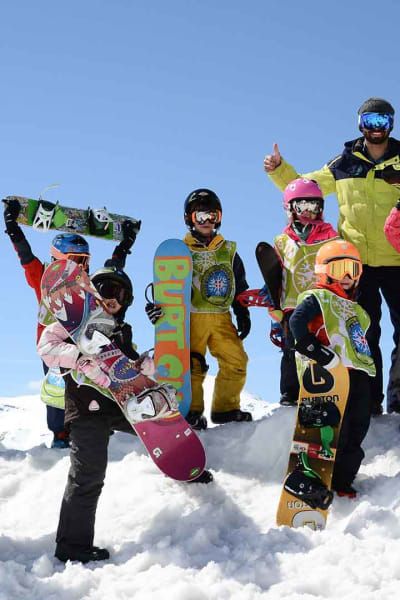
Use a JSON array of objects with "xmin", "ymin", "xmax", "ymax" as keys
[{"xmin": 146, "ymin": 189, "xmax": 252, "ymax": 430}]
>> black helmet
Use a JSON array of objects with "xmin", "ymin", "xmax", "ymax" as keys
[
  {"xmin": 358, "ymin": 97, "xmax": 395, "ymax": 115},
  {"xmin": 184, "ymin": 188, "xmax": 222, "ymax": 229},
  {"xmin": 91, "ymin": 266, "xmax": 134, "ymax": 310}
]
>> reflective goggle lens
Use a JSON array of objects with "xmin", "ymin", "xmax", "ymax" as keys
[
  {"xmin": 359, "ymin": 112, "xmax": 393, "ymax": 131},
  {"xmin": 292, "ymin": 199, "xmax": 322, "ymax": 215},
  {"xmin": 96, "ymin": 280, "xmax": 126, "ymax": 304},
  {"xmin": 326, "ymin": 258, "xmax": 362, "ymax": 281},
  {"xmin": 192, "ymin": 210, "xmax": 221, "ymax": 225},
  {"xmin": 67, "ymin": 253, "xmax": 90, "ymax": 269}
]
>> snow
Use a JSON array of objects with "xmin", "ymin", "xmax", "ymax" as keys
[{"xmin": 1, "ymin": 379, "xmax": 400, "ymax": 599}]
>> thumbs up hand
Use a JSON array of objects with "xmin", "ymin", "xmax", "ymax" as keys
[{"xmin": 264, "ymin": 143, "xmax": 282, "ymax": 173}]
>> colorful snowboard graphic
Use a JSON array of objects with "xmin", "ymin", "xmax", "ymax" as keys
[
  {"xmin": 3, "ymin": 196, "xmax": 141, "ymax": 242},
  {"xmin": 152, "ymin": 239, "xmax": 192, "ymax": 418},
  {"xmin": 276, "ymin": 361, "xmax": 350, "ymax": 530},
  {"xmin": 41, "ymin": 259, "xmax": 205, "ymax": 481}
]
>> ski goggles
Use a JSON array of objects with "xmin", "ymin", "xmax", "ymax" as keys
[
  {"xmin": 191, "ymin": 210, "xmax": 222, "ymax": 225},
  {"xmin": 291, "ymin": 199, "xmax": 322, "ymax": 215},
  {"xmin": 359, "ymin": 112, "xmax": 394, "ymax": 131},
  {"xmin": 95, "ymin": 280, "xmax": 127, "ymax": 305},
  {"xmin": 51, "ymin": 249, "xmax": 90, "ymax": 270},
  {"xmin": 320, "ymin": 258, "xmax": 362, "ymax": 281}
]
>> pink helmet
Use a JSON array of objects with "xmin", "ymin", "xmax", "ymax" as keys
[{"xmin": 283, "ymin": 178, "xmax": 324, "ymax": 212}]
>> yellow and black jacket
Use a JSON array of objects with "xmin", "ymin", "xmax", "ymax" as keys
[{"xmin": 268, "ymin": 137, "xmax": 400, "ymax": 267}]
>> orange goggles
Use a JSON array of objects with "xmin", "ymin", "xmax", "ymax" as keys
[
  {"xmin": 191, "ymin": 210, "xmax": 222, "ymax": 225},
  {"xmin": 323, "ymin": 258, "xmax": 362, "ymax": 281},
  {"xmin": 52, "ymin": 248, "xmax": 90, "ymax": 270}
]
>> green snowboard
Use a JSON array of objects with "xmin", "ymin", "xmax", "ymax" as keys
[{"xmin": 3, "ymin": 195, "xmax": 141, "ymax": 242}]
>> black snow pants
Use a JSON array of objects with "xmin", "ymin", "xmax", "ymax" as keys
[
  {"xmin": 331, "ymin": 369, "xmax": 372, "ymax": 490},
  {"xmin": 56, "ymin": 415, "xmax": 133, "ymax": 548}
]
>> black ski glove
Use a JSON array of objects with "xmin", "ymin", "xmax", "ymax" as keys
[
  {"xmin": 145, "ymin": 302, "xmax": 163, "ymax": 324},
  {"xmin": 396, "ymin": 199, "xmax": 400, "ymax": 211},
  {"xmin": 294, "ymin": 332, "xmax": 339, "ymax": 370},
  {"xmin": 119, "ymin": 219, "xmax": 140, "ymax": 254},
  {"xmin": 3, "ymin": 199, "xmax": 24, "ymax": 242},
  {"xmin": 232, "ymin": 299, "xmax": 251, "ymax": 340}
]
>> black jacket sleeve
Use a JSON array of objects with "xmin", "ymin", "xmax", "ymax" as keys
[
  {"xmin": 289, "ymin": 295, "xmax": 321, "ymax": 341},
  {"xmin": 233, "ymin": 252, "xmax": 249, "ymax": 297}
]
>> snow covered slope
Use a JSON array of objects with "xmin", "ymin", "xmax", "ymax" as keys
[{"xmin": 1, "ymin": 379, "xmax": 400, "ymax": 600}]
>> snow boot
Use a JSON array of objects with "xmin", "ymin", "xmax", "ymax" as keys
[
  {"xmin": 279, "ymin": 393, "xmax": 298, "ymax": 407},
  {"xmin": 186, "ymin": 410, "xmax": 208, "ymax": 430},
  {"xmin": 51, "ymin": 431, "xmax": 70, "ymax": 449},
  {"xmin": 211, "ymin": 409, "xmax": 252, "ymax": 424},
  {"xmin": 188, "ymin": 469, "xmax": 213, "ymax": 484},
  {"xmin": 55, "ymin": 543, "xmax": 110, "ymax": 564},
  {"xmin": 333, "ymin": 484, "xmax": 357, "ymax": 498}
]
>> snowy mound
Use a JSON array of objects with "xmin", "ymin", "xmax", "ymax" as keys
[{"xmin": 1, "ymin": 381, "xmax": 400, "ymax": 600}]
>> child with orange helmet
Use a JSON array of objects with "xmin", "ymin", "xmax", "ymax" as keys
[{"xmin": 289, "ymin": 239, "xmax": 376, "ymax": 497}]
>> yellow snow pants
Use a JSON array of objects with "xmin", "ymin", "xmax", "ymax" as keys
[{"xmin": 190, "ymin": 312, "xmax": 248, "ymax": 413}]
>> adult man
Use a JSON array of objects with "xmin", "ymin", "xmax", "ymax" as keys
[{"xmin": 264, "ymin": 97, "xmax": 400, "ymax": 415}]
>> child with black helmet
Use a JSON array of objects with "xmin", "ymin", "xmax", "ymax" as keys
[
  {"xmin": 289, "ymin": 239, "xmax": 376, "ymax": 498},
  {"xmin": 147, "ymin": 188, "xmax": 252, "ymax": 428},
  {"xmin": 39, "ymin": 265, "xmax": 213, "ymax": 564},
  {"xmin": 3, "ymin": 198, "xmax": 137, "ymax": 448}
]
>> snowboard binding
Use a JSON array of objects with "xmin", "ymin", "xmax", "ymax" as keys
[
  {"xmin": 284, "ymin": 452, "xmax": 334, "ymax": 510},
  {"xmin": 33, "ymin": 200, "xmax": 57, "ymax": 232},
  {"xmin": 125, "ymin": 384, "xmax": 179, "ymax": 423},
  {"xmin": 298, "ymin": 400, "xmax": 341, "ymax": 428},
  {"xmin": 88, "ymin": 207, "xmax": 113, "ymax": 236},
  {"xmin": 298, "ymin": 400, "xmax": 341, "ymax": 460}
]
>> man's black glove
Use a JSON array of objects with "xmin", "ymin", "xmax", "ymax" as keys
[
  {"xmin": 3, "ymin": 199, "xmax": 24, "ymax": 242},
  {"xmin": 232, "ymin": 299, "xmax": 251, "ymax": 340},
  {"xmin": 145, "ymin": 302, "xmax": 163, "ymax": 324},
  {"xmin": 294, "ymin": 332, "xmax": 339, "ymax": 370}
]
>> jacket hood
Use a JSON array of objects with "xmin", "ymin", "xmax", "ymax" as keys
[{"xmin": 183, "ymin": 232, "xmax": 226, "ymax": 251}]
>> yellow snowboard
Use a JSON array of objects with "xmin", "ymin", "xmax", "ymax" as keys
[{"xmin": 276, "ymin": 361, "xmax": 349, "ymax": 530}]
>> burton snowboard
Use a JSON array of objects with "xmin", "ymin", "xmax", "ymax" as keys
[
  {"xmin": 150, "ymin": 239, "xmax": 192, "ymax": 418},
  {"xmin": 41, "ymin": 259, "xmax": 205, "ymax": 481},
  {"xmin": 276, "ymin": 360, "xmax": 350, "ymax": 530},
  {"xmin": 3, "ymin": 196, "xmax": 141, "ymax": 242}
]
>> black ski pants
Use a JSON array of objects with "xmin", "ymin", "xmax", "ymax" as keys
[
  {"xmin": 331, "ymin": 370, "xmax": 372, "ymax": 490},
  {"xmin": 280, "ymin": 311, "xmax": 300, "ymax": 401},
  {"xmin": 356, "ymin": 265, "xmax": 400, "ymax": 411},
  {"xmin": 56, "ymin": 415, "xmax": 133, "ymax": 548}
]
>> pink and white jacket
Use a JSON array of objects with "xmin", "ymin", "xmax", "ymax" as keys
[{"xmin": 384, "ymin": 207, "xmax": 400, "ymax": 254}]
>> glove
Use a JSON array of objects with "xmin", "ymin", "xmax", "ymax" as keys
[
  {"xmin": 270, "ymin": 321, "xmax": 285, "ymax": 349},
  {"xmin": 118, "ymin": 219, "xmax": 139, "ymax": 254},
  {"xmin": 135, "ymin": 353, "xmax": 156, "ymax": 377},
  {"xmin": 76, "ymin": 357, "xmax": 111, "ymax": 387},
  {"xmin": 295, "ymin": 332, "xmax": 339, "ymax": 370},
  {"xmin": 145, "ymin": 302, "xmax": 163, "ymax": 324},
  {"xmin": 4, "ymin": 199, "xmax": 21, "ymax": 224},
  {"xmin": 232, "ymin": 300, "xmax": 251, "ymax": 340},
  {"xmin": 396, "ymin": 199, "xmax": 400, "ymax": 211},
  {"xmin": 3, "ymin": 199, "xmax": 23, "ymax": 242}
]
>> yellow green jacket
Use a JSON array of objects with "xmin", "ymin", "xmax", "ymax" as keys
[{"xmin": 268, "ymin": 137, "xmax": 400, "ymax": 267}]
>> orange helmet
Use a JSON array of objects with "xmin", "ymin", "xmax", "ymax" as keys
[{"xmin": 315, "ymin": 239, "xmax": 362, "ymax": 284}]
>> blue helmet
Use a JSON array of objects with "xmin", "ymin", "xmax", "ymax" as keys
[{"xmin": 50, "ymin": 233, "xmax": 90, "ymax": 260}]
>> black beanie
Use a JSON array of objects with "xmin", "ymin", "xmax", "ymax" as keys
[{"xmin": 358, "ymin": 97, "xmax": 395, "ymax": 115}]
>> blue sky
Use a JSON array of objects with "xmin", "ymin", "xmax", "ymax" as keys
[{"xmin": 1, "ymin": 0, "xmax": 399, "ymax": 404}]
